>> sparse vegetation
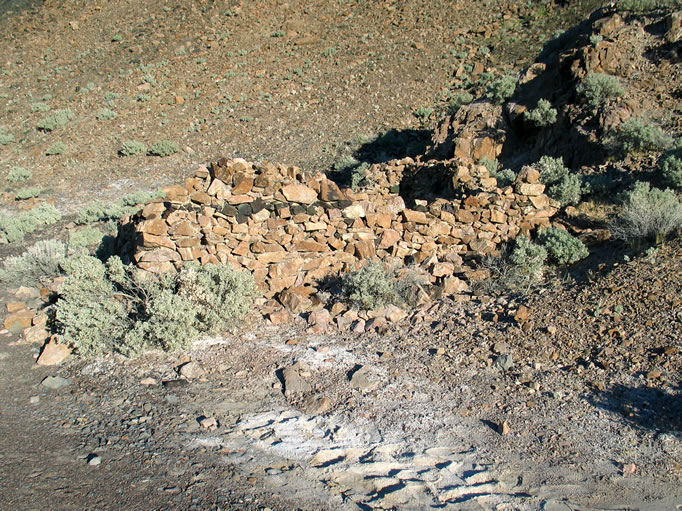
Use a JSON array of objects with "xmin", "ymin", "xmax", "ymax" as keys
[
  {"xmin": 536, "ymin": 156, "xmax": 583, "ymax": 206},
  {"xmin": 0, "ymin": 239, "xmax": 67, "ymax": 285},
  {"xmin": 610, "ymin": 181, "xmax": 682, "ymax": 246},
  {"xmin": 15, "ymin": 187, "xmax": 41, "ymax": 200},
  {"xmin": 30, "ymin": 101, "xmax": 51, "ymax": 112},
  {"xmin": 414, "ymin": 106, "xmax": 434, "ymax": 121},
  {"xmin": 149, "ymin": 140, "xmax": 179, "ymax": 157},
  {"xmin": 7, "ymin": 166, "xmax": 32, "ymax": 183},
  {"xmin": 0, "ymin": 126, "xmax": 15, "ymax": 145},
  {"xmin": 509, "ymin": 235, "xmax": 548, "ymax": 283},
  {"xmin": 537, "ymin": 227, "xmax": 589, "ymax": 265},
  {"xmin": 68, "ymin": 225, "xmax": 106, "ymax": 255},
  {"xmin": 37, "ymin": 108, "xmax": 73, "ymax": 131},
  {"xmin": 448, "ymin": 92, "xmax": 474, "ymax": 114},
  {"xmin": 96, "ymin": 108, "xmax": 117, "ymax": 120},
  {"xmin": 486, "ymin": 74, "xmax": 517, "ymax": 104},
  {"xmin": 76, "ymin": 190, "xmax": 165, "ymax": 225},
  {"xmin": 119, "ymin": 140, "xmax": 147, "ymax": 156},
  {"xmin": 479, "ymin": 158, "xmax": 516, "ymax": 187},
  {"xmin": 659, "ymin": 146, "xmax": 682, "ymax": 188},
  {"xmin": 609, "ymin": 118, "xmax": 673, "ymax": 156},
  {"xmin": 55, "ymin": 257, "xmax": 257, "ymax": 357},
  {"xmin": 342, "ymin": 261, "xmax": 398, "ymax": 310},
  {"xmin": 46, "ymin": 141, "xmax": 67, "ymax": 155},
  {"xmin": 524, "ymin": 99, "xmax": 558, "ymax": 127},
  {"xmin": 577, "ymin": 73, "xmax": 624, "ymax": 108},
  {"xmin": 0, "ymin": 203, "xmax": 61, "ymax": 243}
]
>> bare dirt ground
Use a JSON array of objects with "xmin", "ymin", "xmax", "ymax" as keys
[{"xmin": 0, "ymin": 0, "xmax": 681, "ymax": 510}]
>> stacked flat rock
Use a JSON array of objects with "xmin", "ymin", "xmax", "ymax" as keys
[{"xmin": 120, "ymin": 156, "xmax": 557, "ymax": 302}]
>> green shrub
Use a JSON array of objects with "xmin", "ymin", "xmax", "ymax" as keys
[
  {"xmin": 69, "ymin": 225, "xmax": 105, "ymax": 255},
  {"xmin": 76, "ymin": 190, "xmax": 164, "ymax": 225},
  {"xmin": 660, "ymin": 147, "xmax": 682, "ymax": 188},
  {"xmin": 0, "ymin": 203, "xmax": 61, "ymax": 243},
  {"xmin": 537, "ymin": 227, "xmax": 589, "ymax": 265},
  {"xmin": 119, "ymin": 140, "xmax": 147, "ymax": 156},
  {"xmin": 149, "ymin": 140, "xmax": 179, "ymax": 157},
  {"xmin": 55, "ymin": 257, "xmax": 257, "ymax": 357},
  {"xmin": 37, "ymin": 109, "xmax": 73, "ymax": 131},
  {"xmin": 0, "ymin": 126, "xmax": 15, "ymax": 145},
  {"xmin": 610, "ymin": 181, "xmax": 682, "ymax": 245},
  {"xmin": 0, "ymin": 239, "xmax": 67, "ymax": 285},
  {"xmin": 536, "ymin": 156, "xmax": 583, "ymax": 206},
  {"xmin": 524, "ymin": 99, "xmax": 558, "ymax": 126},
  {"xmin": 537, "ymin": 156, "xmax": 568, "ymax": 184},
  {"xmin": 351, "ymin": 162, "xmax": 370, "ymax": 191},
  {"xmin": 342, "ymin": 261, "xmax": 398, "ymax": 310},
  {"xmin": 414, "ymin": 106, "xmax": 434, "ymax": 120},
  {"xmin": 509, "ymin": 235, "xmax": 547, "ymax": 282},
  {"xmin": 549, "ymin": 173, "xmax": 583, "ymax": 206},
  {"xmin": 7, "ymin": 167, "xmax": 32, "ymax": 183},
  {"xmin": 136, "ymin": 93, "xmax": 151, "ymax": 102},
  {"xmin": 448, "ymin": 92, "xmax": 474, "ymax": 115},
  {"xmin": 46, "ymin": 141, "xmax": 67, "ymax": 155},
  {"xmin": 30, "ymin": 102, "xmax": 51, "ymax": 112},
  {"xmin": 486, "ymin": 75, "xmax": 517, "ymax": 104},
  {"xmin": 479, "ymin": 158, "xmax": 516, "ymax": 187},
  {"xmin": 96, "ymin": 108, "xmax": 117, "ymax": 121},
  {"xmin": 577, "ymin": 73, "xmax": 624, "ymax": 108},
  {"xmin": 609, "ymin": 118, "xmax": 673, "ymax": 156},
  {"xmin": 56, "ymin": 256, "xmax": 131, "ymax": 356},
  {"xmin": 15, "ymin": 187, "xmax": 41, "ymax": 200}
]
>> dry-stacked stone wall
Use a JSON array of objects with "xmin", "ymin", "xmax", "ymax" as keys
[{"xmin": 120, "ymin": 157, "xmax": 557, "ymax": 303}]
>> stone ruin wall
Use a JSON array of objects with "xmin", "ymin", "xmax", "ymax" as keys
[{"xmin": 119, "ymin": 156, "xmax": 558, "ymax": 307}]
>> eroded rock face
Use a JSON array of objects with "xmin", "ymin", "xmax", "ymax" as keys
[{"xmin": 426, "ymin": 10, "xmax": 679, "ymax": 171}]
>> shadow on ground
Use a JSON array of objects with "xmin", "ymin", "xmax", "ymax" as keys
[
  {"xmin": 589, "ymin": 382, "xmax": 682, "ymax": 433},
  {"xmin": 327, "ymin": 129, "xmax": 431, "ymax": 187}
]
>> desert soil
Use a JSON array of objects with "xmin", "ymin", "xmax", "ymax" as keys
[{"xmin": 0, "ymin": 0, "xmax": 680, "ymax": 510}]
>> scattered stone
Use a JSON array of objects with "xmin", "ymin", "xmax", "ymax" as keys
[
  {"xmin": 6, "ymin": 302, "xmax": 26, "ymax": 313},
  {"xmin": 199, "ymin": 416, "xmax": 218, "ymax": 430},
  {"xmin": 283, "ymin": 362, "xmax": 312, "ymax": 397},
  {"xmin": 498, "ymin": 421, "xmax": 511, "ymax": 435},
  {"xmin": 15, "ymin": 286, "xmax": 40, "ymax": 300},
  {"xmin": 646, "ymin": 368, "xmax": 662, "ymax": 380},
  {"xmin": 303, "ymin": 394, "xmax": 331, "ymax": 415},
  {"xmin": 268, "ymin": 309, "xmax": 291, "ymax": 325},
  {"xmin": 4, "ymin": 309, "xmax": 33, "ymax": 333},
  {"xmin": 36, "ymin": 337, "xmax": 71, "ymax": 366},
  {"xmin": 87, "ymin": 454, "xmax": 101, "ymax": 466},
  {"xmin": 307, "ymin": 309, "xmax": 331, "ymax": 333},
  {"xmin": 494, "ymin": 354, "xmax": 513, "ymax": 370},
  {"xmin": 29, "ymin": 396, "xmax": 40, "ymax": 404},
  {"xmin": 23, "ymin": 324, "xmax": 49, "ymax": 345},
  {"xmin": 178, "ymin": 361, "xmax": 205, "ymax": 379},
  {"xmin": 41, "ymin": 375, "xmax": 71, "ymax": 389},
  {"xmin": 514, "ymin": 305, "xmax": 530, "ymax": 323},
  {"xmin": 140, "ymin": 377, "xmax": 158, "ymax": 386},
  {"xmin": 349, "ymin": 365, "xmax": 377, "ymax": 392}
]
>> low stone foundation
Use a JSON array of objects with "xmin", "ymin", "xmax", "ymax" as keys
[{"xmin": 118, "ymin": 156, "xmax": 557, "ymax": 311}]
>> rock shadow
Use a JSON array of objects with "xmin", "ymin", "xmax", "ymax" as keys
[{"xmin": 589, "ymin": 382, "xmax": 682, "ymax": 433}]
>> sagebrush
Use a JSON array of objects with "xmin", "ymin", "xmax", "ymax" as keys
[
  {"xmin": 610, "ymin": 181, "xmax": 682, "ymax": 246},
  {"xmin": 0, "ymin": 203, "xmax": 61, "ymax": 243},
  {"xmin": 577, "ymin": 73, "xmax": 624, "ymax": 108},
  {"xmin": 56, "ymin": 257, "xmax": 258, "ymax": 357},
  {"xmin": 0, "ymin": 239, "xmax": 67, "ymax": 285},
  {"xmin": 537, "ymin": 227, "xmax": 589, "ymax": 265}
]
